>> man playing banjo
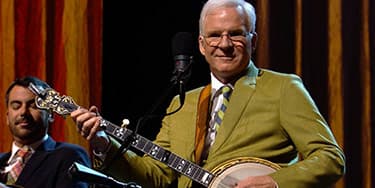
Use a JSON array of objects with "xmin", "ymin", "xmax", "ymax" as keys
[{"xmin": 69, "ymin": 0, "xmax": 346, "ymax": 187}]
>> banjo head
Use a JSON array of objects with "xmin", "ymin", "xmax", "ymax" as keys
[{"xmin": 209, "ymin": 157, "xmax": 280, "ymax": 187}]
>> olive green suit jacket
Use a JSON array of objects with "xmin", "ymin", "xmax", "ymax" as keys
[{"xmin": 100, "ymin": 63, "xmax": 345, "ymax": 188}]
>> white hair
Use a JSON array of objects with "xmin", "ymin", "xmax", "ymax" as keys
[{"xmin": 199, "ymin": 0, "xmax": 256, "ymax": 34}]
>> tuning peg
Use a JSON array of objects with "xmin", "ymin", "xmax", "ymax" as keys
[{"xmin": 121, "ymin": 119, "xmax": 130, "ymax": 128}]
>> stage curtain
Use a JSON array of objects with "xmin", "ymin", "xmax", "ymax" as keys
[
  {"xmin": 0, "ymin": 0, "xmax": 102, "ymax": 153},
  {"xmin": 255, "ymin": 0, "xmax": 373, "ymax": 187},
  {"xmin": 1, "ymin": 0, "xmax": 374, "ymax": 187}
]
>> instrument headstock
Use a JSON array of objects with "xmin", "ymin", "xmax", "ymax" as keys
[{"xmin": 28, "ymin": 83, "xmax": 78, "ymax": 117}]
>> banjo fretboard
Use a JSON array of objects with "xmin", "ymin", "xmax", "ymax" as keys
[{"xmin": 28, "ymin": 84, "xmax": 214, "ymax": 187}]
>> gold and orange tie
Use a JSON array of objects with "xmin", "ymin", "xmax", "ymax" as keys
[{"xmin": 7, "ymin": 147, "xmax": 31, "ymax": 184}]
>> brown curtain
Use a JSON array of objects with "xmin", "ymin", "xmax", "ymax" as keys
[
  {"xmin": 0, "ymin": 0, "xmax": 102, "ymax": 153},
  {"xmin": 255, "ymin": 0, "xmax": 374, "ymax": 187}
]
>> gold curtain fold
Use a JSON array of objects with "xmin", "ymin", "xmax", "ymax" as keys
[
  {"xmin": 62, "ymin": 0, "xmax": 91, "ymax": 147},
  {"xmin": 294, "ymin": 0, "xmax": 302, "ymax": 76},
  {"xmin": 328, "ymin": 0, "xmax": 344, "ymax": 187},
  {"xmin": 0, "ymin": 0, "xmax": 15, "ymax": 152},
  {"xmin": 359, "ymin": 0, "xmax": 372, "ymax": 187},
  {"xmin": 254, "ymin": 0, "xmax": 270, "ymax": 68}
]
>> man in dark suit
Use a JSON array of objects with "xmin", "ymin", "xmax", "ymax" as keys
[{"xmin": 0, "ymin": 76, "xmax": 91, "ymax": 188}]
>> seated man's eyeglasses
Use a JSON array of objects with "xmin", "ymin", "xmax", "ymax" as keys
[{"xmin": 202, "ymin": 30, "xmax": 253, "ymax": 47}]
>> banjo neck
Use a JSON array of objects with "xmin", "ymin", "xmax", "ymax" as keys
[
  {"xmin": 28, "ymin": 85, "xmax": 214, "ymax": 187},
  {"xmin": 100, "ymin": 119, "xmax": 215, "ymax": 187}
]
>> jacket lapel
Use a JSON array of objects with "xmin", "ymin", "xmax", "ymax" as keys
[
  {"xmin": 209, "ymin": 63, "xmax": 259, "ymax": 155},
  {"xmin": 17, "ymin": 137, "xmax": 56, "ymax": 184},
  {"xmin": 0, "ymin": 152, "xmax": 11, "ymax": 166}
]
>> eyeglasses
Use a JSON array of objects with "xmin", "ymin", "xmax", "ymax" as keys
[{"xmin": 202, "ymin": 31, "xmax": 252, "ymax": 47}]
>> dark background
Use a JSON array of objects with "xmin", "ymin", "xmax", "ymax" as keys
[{"xmin": 102, "ymin": 0, "xmax": 213, "ymax": 139}]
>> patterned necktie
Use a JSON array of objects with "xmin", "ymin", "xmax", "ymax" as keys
[
  {"xmin": 7, "ymin": 146, "xmax": 31, "ymax": 185},
  {"xmin": 212, "ymin": 85, "xmax": 232, "ymax": 132},
  {"xmin": 201, "ymin": 85, "xmax": 233, "ymax": 161}
]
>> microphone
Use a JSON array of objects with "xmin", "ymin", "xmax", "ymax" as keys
[
  {"xmin": 171, "ymin": 32, "xmax": 194, "ymax": 106},
  {"xmin": 68, "ymin": 162, "xmax": 141, "ymax": 188},
  {"xmin": 171, "ymin": 32, "xmax": 194, "ymax": 83}
]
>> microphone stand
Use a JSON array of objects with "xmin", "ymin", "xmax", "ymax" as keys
[
  {"xmin": 105, "ymin": 58, "xmax": 193, "ymax": 170},
  {"xmin": 98, "ymin": 32, "xmax": 195, "ymax": 186},
  {"xmin": 68, "ymin": 162, "xmax": 141, "ymax": 188}
]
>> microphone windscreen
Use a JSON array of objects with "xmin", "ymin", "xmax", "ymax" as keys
[
  {"xmin": 171, "ymin": 32, "xmax": 194, "ymax": 57},
  {"xmin": 68, "ymin": 162, "xmax": 112, "ymax": 185}
]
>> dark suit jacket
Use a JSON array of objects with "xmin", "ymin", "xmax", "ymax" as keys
[{"xmin": 0, "ymin": 136, "xmax": 91, "ymax": 188}]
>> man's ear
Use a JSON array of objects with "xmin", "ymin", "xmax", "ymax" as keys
[
  {"xmin": 251, "ymin": 32, "xmax": 258, "ymax": 51},
  {"xmin": 6, "ymin": 111, "xmax": 9, "ymax": 126},
  {"xmin": 198, "ymin": 36, "xmax": 206, "ymax": 56}
]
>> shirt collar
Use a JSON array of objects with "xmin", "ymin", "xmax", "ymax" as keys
[
  {"xmin": 210, "ymin": 72, "xmax": 234, "ymax": 97},
  {"xmin": 10, "ymin": 134, "xmax": 48, "ymax": 157}
]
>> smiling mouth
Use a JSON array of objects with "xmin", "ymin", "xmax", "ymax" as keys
[
  {"xmin": 17, "ymin": 121, "xmax": 31, "ymax": 127},
  {"xmin": 216, "ymin": 55, "xmax": 234, "ymax": 60}
]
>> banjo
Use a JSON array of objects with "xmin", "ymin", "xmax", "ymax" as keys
[{"xmin": 28, "ymin": 83, "xmax": 280, "ymax": 188}]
